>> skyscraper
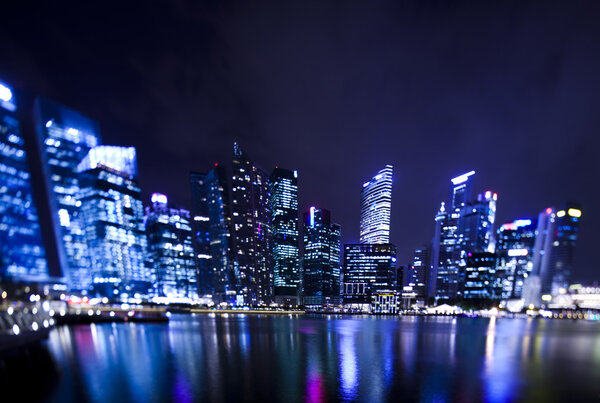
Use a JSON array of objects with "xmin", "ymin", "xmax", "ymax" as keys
[
  {"xmin": 432, "ymin": 171, "xmax": 475, "ymax": 301},
  {"xmin": 460, "ymin": 191, "xmax": 497, "ymax": 253},
  {"xmin": 342, "ymin": 244, "xmax": 397, "ymax": 306},
  {"xmin": 302, "ymin": 207, "xmax": 341, "ymax": 307},
  {"xmin": 145, "ymin": 194, "xmax": 197, "ymax": 301},
  {"xmin": 77, "ymin": 146, "xmax": 150, "ymax": 300},
  {"xmin": 530, "ymin": 203, "xmax": 582, "ymax": 299},
  {"xmin": 0, "ymin": 81, "xmax": 49, "ymax": 283},
  {"xmin": 231, "ymin": 142, "xmax": 272, "ymax": 305},
  {"xmin": 495, "ymin": 218, "xmax": 536, "ymax": 299},
  {"xmin": 269, "ymin": 168, "xmax": 300, "ymax": 300},
  {"xmin": 359, "ymin": 165, "xmax": 393, "ymax": 244},
  {"xmin": 30, "ymin": 98, "xmax": 101, "ymax": 292},
  {"xmin": 463, "ymin": 252, "xmax": 499, "ymax": 300},
  {"xmin": 190, "ymin": 167, "xmax": 236, "ymax": 302},
  {"xmin": 405, "ymin": 246, "xmax": 430, "ymax": 302}
]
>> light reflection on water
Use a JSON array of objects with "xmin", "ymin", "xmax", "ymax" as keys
[{"xmin": 45, "ymin": 315, "xmax": 600, "ymax": 402}]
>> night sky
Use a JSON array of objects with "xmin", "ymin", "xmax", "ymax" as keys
[{"xmin": 1, "ymin": 1, "xmax": 599, "ymax": 282}]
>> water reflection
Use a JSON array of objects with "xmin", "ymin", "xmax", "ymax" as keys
[{"xmin": 42, "ymin": 315, "xmax": 600, "ymax": 402}]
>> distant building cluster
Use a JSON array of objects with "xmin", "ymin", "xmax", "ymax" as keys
[{"xmin": 0, "ymin": 79, "xmax": 584, "ymax": 310}]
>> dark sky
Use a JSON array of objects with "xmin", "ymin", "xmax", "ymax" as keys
[{"xmin": 1, "ymin": 1, "xmax": 599, "ymax": 282}]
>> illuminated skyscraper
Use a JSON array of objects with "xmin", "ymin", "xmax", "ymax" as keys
[
  {"xmin": 460, "ymin": 191, "xmax": 497, "ymax": 253},
  {"xmin": 359, "ymin": 165, "xmax": 393, "ymax": 244},
  {"xmin": 495, "ymin": 218, "xmax": 536, "ymax": 299},
  {"xmin": 405, "ymin": 246, "xmax": 430, "ymax": 301},
  {"xmin": 146, "ymin": 194, "xmax": 197, "ymax": 301},
  {"xmin": 0, "ymin": 81, "xmax": 49, "ymax": 283},
  {"xmin": 547, "ymin": 203, "xmax": 581, "ymax": 293},
  {"xmin": 432, "ymin": 171, "xmax": 475, "ymax": 301},
  {"xmin": 231, "ymin": 142, "xmax": 272, "ymax": 305},
  {"xmin": 189, "ymin": 167, "xmax": 236, "ymax": 302},
  {"xmin": 342, "ymin": 243, "xmax": 397, "ymax": 305},
  {"xmin": 31, "ymin": 98, "xmax": 101, "ymax": 292},
  {"xmin": 529, "ymin": 203, "xmax": 582, "ymax": 300},
  {"xmin": 269, "ymin": 168, "xmax": 300, "ymax": 299},
  {"xmin": 77, "ymin": 146, "xmax": 150, "ymax": 300},
  {"xmin": 463, "ymin": 252, "xmax": 499, "ymax": 299},
  {"xmin": 302, "ymin": 207, "xmax": 341, "ymax": 307}
]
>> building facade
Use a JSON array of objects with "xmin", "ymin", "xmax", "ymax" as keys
[
  {"xmin": 230, "ymin": 142, "xmax": 272, "ymax": 305},
  {"xmin": 269, "ymin": 168, "xmax": 300, "ymax": 299},
  {"xmin": 190, "ymin": 167, "xmax": 236, "ymax": 302},
  {"xmin": 0, "ymin": 81, "xmax": 49, "ymax": 283},
  {"xmin": 77, "ymin": 146, "xmax": 150, "ymax": 300},
  {"xmin": 342, "ymin": 244, "xmax": 397, "ymax": 305},
  {"xmin": 359, "ymin": 165, "xmax": 393, "ymax": 244},
  {"xmin": 302, "ymin": 207, "xmax": 341, "ymax": 307},
  {"xmin": 146, "ymin": 194, "xmax": 197, "ymax": 302},
  {"xmin": 31, "ymin": 98, "xmax": 101, "ymax": 292},
  {"xmin": 495, "ymin": 218, "xmax": 536, "ymax": 299},
  {"xmin": 405, "ymin": 246, "xmax": 430, "ymax": 302},
  {"xmin": 463, "ymin": 252, "xmax": 499, "ymax": 300}
]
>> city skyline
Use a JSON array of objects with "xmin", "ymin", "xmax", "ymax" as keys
[{"xmin": 0, "ymin": 2, "xmax": 597, "ymax": 284}]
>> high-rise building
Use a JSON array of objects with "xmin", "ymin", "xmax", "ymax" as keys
[
  {"xmin": 77, "ymin": 146, "xmax": 150, "ymax": 300},
  {"xmin": 0, "ymin": 81, "xmax": 49, "ymax": 283},
  {"xmin": 230, "ymin": 142, "xmax": 272, "ymax": 305},
  {"xmin": 189, "ymin": 167, "xmax": 236, "ymax": 302},
  {"xmin": 342, "ymin": 244, "xmax": 397, "ymax": 305},
  {"xmin": 302, "ymin": 207, "xmax": 341, "ymax": 307},
  {"xmin": 432, "ymin": 171, "xmax": 475, "ymax": 301},
  {"xmin": 405, "ymin": 246, "xmax": 430, "ymax": 302},
  {"xmin": 463, "ymin": 252, "xmax": 499, "ymax": 300},
  {"xmin": 146, "ymin": 194, "xmax": 197, "ymax": 301},
  {"xmin": 495, "ymin": 218, "xmax": 536, "ymax": 299},
  {"xmin": 460, "ymin": 191, "xmax": 497, "ymax": 253},
  {"xmin": 359, "ymin": 165, "xmax": 393, "ymax": 244},
  {"xmin": 529, "ymin": 203, "xmax": 582, "ymax": 300},
  {"xmin": 30, "ymin": 98, "xmax": 101, "ymax": 292},
  {"xmin": 269, "ymin": 168, "xmax": 300, "ymax": 299},
  {"xmin": 547, "ymin": 203, "xmax": 581, "ymax": 293}
]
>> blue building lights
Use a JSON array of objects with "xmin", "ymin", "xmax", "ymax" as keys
[{"xmin": 0, "ymin": 82, "xmax": 49, "ymax": 283}]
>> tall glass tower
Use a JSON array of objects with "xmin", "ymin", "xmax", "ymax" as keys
[
  {"xmin": 302, "ymin": 207, "xmax": 341, "ymax": 307},
  {"xmin": 359, "ymin": 165, "xmax": 393, "ymax": 244},
  {"xmin": 77, "ymin": 146, "xmax": 150, "ymax": 300},
  {"xmin": 33, "ymin": 98, "xmax": 101, "ymax": 292},
  {"xmin": 269, "ymin": 168, "xmax": 300, "ymax": 298},
  {"xmin": 495, "ymin": 218, "xmax": 536, "ymax": 299},
  {"xmin": 190, "ymin": 167, "xmax": 236, "ymax": 302},
  {"xmin": 0, "ymin": 81, "xmax": 49, "ymax": 283},
  {"xmin": 146, "ymin": 194, "xmax": 197, "ymax": 302},
  {"xmin": 433, "ymin": 171, "xmax": 475, "ymax": 301},
  {"xmin": 230, "ymin": 142, "xmax": 272, "ymax": 305}
]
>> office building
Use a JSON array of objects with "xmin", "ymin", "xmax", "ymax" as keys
[
  {"xmin": 495, "ymin": 218, "xmax": 536, "ymax": 299},
  {"xmin": 432, "ymin": 171, "xmax": 475, "ymax": 301},
  {"xmin": 146, "ymin": 194, "xmax": 197, "ymax": 301},
  {"xmin": 190, "ymin": 167, "xmax": 236, "ymax": 302},
  {"xmin": 405, "ymin": 246, "xmax": 430, "ymax": 302},
  {"xmin": 0, "ymin": 81, "xmax": 49, "ymax": 283},
  {"xmin": 547, "ymin": 203, "xmax": 581, "ymax": 294},
  {"xmin": 230, "ymin": 142, "xmax": 272, "ymax": 305},
  {"xmin": 269, "ymin": 168, "xmax": 300, "ymax": 300},
  {"xmin": 30, "ymin": 98, "xmax": 101, "ymax": 292},
  {"xmin": 460, "ymin": 191, "xmax": 497, "ymax": 253},
  {"xmin": 77, "ymin": 146, "xmax": 150, "ymax": 300},
  {"xmin": 359, "ymin": 165, "xmax": 393, "ymax": 244},
  {"xmin": 463, "ymin": 252, "xmax": 499, "ymax": 300},
  {"xmin": 342, "ymin": 243, "xmax": 397, "ymax": 305},
  {"xmin": 302, "ymin": 207, "xmax": 341, "ymax": 307}
]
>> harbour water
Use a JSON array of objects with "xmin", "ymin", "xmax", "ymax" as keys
[{"xmin": 29, "ymin": 314, "xmax": 600, "ymax": 401}]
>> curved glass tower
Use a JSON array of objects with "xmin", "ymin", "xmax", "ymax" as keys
[{"xmin": 359, "ymin": 165, "xmax": 393, "ymax": 244}]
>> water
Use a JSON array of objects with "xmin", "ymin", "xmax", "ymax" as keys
[{"xmin": 39, "ymin": 314, "xmax": 600, "ymax": 402}]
